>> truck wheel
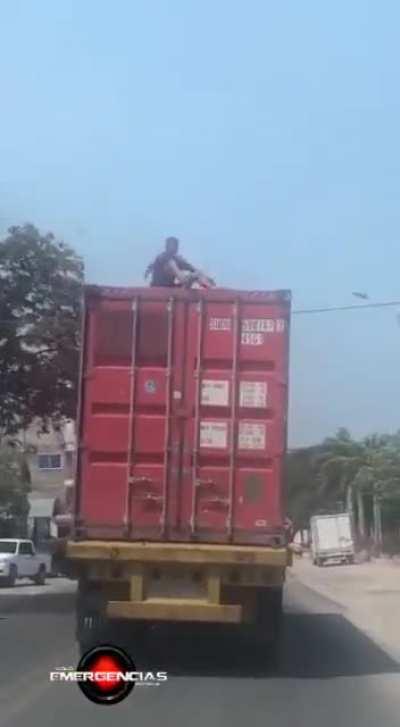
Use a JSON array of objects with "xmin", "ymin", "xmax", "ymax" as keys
[
  {"xmin": 250, "ymin": 586, "xmax": 284, "ymax": 669},
  {"xmin": 78, "ymin": 617, "xmax": 131, "ymax": 657},
  {"xmin": 6, "ymin": 565, "xmax": 17, "ymax": 587},
  {"xmin": 33, "ymin": 564, "xmax": 46, "ymax": 586},
  {"xmin": 76, "ymin": 580, "xmax": 112, "ymax": 654},
  {"xmin": 77, "ymin": 605, "xmax": 109, "ymax": 656},
  {"xmin": 76, "ymin": 580, "xmax": 148, "ymax": 657},
  {"xmin": 270, "ymin": 587, "xmax": 284, "ymax": 669},
  {"xmin": 78, "ymin": 617, "xmax": 105, "ymax": 656}
]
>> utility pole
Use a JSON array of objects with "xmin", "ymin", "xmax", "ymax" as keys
[
  {"xmin": 357, "ymin": 488, "xmax": 366, "ymax": 539},
  {"xmin": 373, "ymin": 487, "xmax": 383, "ymax": 554},
  {"xmin": 346, "ymin": 483, "xmax": 354, "ymax": 535}
]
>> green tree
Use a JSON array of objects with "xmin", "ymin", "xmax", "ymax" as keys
[
  {"xmin": 354, "ymin": 434, "xmax": 400, "ymax": 547},
  {"xmin": 286, "ymin": 444, "xmax": 328, "ymax": 529},
  {"xmin": 0, "ymin": 224, "xmax": 84, "ymax": 434},
  {"xmin": 291, "ymin": 429, "xmax": 400, "ymax": 550},
  {"xmin": 0, "ymin": 447, "xmax": 31, "ymax": 519},
  {"xmin": 316, "ymin": 429, "xmax": 365, "ymax": 529}
]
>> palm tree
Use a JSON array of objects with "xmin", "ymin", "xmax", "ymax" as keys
[
  {"xmin": 315, "ymin": 429, "xmax": 364, "ymax": 533},
  {"xmin": 317, "ymin": 431, "xmax": 400, "ymax": 550},
  {"xmin": 287, "ymin": 429, "xmax": 400, "ymax": 553}
]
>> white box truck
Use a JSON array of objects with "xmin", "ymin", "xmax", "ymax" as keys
[{"xmin": 310, "ymin": 514, "xmax": 355, "ymax": 567}]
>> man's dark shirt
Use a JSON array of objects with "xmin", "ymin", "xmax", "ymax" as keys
[{"xmin": 148, "ymin": 252, "xmax": 195, "ymax": 287}]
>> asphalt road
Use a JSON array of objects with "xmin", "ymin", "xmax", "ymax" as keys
[{"xmin": 0, "ymin": 577, "xmax": 399, "ymax": 727}]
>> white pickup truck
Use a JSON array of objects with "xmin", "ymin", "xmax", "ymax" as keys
[{"xmin": 0, "ymin": 539, "xmax": 50, "ymax": 587}]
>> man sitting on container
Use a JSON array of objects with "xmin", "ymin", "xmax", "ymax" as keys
[{"xmin": 145, "ymin": 237, "xmax": 214, "ymax": 288}]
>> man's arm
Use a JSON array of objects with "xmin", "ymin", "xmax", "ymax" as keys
[
  {"xmin": 167, "ymin": 256, "xmax": 215, "ymax": 286},
  {"xmin": 167, "ymin": 258, "xmax": 190, "ymax": 284},
  {"xmin": 175, "ymin": 255, "xmax": 196, "ymax": 273}
]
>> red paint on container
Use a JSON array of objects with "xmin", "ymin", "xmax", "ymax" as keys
[{"xmin": 74, "ymin": 286, "xmax": 291, "ymax": 546}]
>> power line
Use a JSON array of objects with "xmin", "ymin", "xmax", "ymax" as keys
[
  {"xmin": 293, "ymin": 300, "xmax": 400, "ymax": 314},
  {"xmin": 1, "ymin": 299, "xmax": 400, "ymax": 326}
]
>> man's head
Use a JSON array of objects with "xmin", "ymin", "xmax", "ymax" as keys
[{"xmin": 165, "ymin": 236, "xmax": 179, "ymax": 255}]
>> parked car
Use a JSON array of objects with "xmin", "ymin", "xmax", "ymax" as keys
[{"xmin": 0, "ymin": 539, "xmax": 50, "ymax": 586}]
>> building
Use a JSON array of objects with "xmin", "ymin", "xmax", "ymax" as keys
[
  {"xmin": 22, "ymin": 419, "xmax": 76, "ymax": 501},
  {"xmin": 27, "ymin": 496, "xmax": 58, "ymax": 544},
  {"xmin": 0, "ymin": 419, "xmax": 76, "ymax": 539}
]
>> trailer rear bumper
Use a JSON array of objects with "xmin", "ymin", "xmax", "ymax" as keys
[
  {"xmin": 107, "ymin": 598, "xmax": 242, "ymax": 623},
  {"xmin": 67, "ymin": 540, "xmax": 291, "ymax": 567},
  {"xmin": 72, "ymin": 541, "xmax": 289, "ymax": 633}
]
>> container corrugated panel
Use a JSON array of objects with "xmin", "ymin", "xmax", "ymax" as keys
[{"xmin": 74, "ymin": 286, "xmax": 291, "ymax": 546}]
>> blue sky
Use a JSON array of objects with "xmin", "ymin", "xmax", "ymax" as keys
[{"xmin": 1, "ymin": 1, "xmax": 399, "ymax": 445}]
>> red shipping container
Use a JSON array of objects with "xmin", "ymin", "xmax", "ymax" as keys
[{"xmin": 75, "ymin": 285, "xmax": 291, "ymax": 546}]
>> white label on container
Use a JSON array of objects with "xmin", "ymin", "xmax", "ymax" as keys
[
  {"xmin": 242, "ymin": 318, "xmax": 285, "ymax": 335},
  {"xmin": 241, "ymin": 332, "xmax": 264, "ymax": 346},
  {"xmin": 243, "ymin": 319, "xmax": 275, "ymax": 333},
  {"xmin": 173, "ymin": 390, "xmax": 182, "ymax": 400},
  {"xmin": 200, "ymin": 421, "xmax": 228, "ymax": 449},
  {"xmin": 201, "ymin": 380, "xmax": 229, "ymax": 407},
  {"xmin": 209, "ymin": 317, "xmax": 231, "ymax": 331},
  {"xmin": 240, "ymin": 382, "xmax": 267, "ymax": 408},
  {"xmin": 238, "ymin": 422, "xmax": 266, "ymax": 450}
]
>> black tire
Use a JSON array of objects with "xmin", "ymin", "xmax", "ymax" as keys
[
  {"xmin": 78, "ymin": 622, "xmax": 147, "ymax": 659},
  {"xmin": 270, "ymin": 587, "xmax": 284, "ymax": 669},
  {"xmin": 244, "ymin": 587, "xmax": 284, "ymax": 669},
  {"xmin": 77, "ymin": 617, "xmax": 139, "ymax": 657},
  {"xmin": 76, "ymin": 579, "xmax": 149, "ymax": 657},
  {"xmin": 78, "ymin": 616, "xmax": 106, "ymax": 656},
  {"xmin": 6, "ymin": 565, "xmax": 17, "ymax": 587},
  {"xmin": 33, "ymin": 564, "xmax": 46, "ymax": 586},
  {"xmin": 76, "ymin": 579, "xmax": 111, "ymax": 654}
]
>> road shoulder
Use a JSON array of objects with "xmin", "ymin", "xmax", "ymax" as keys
[{"xmin": 290, "ymin": 556, "xmax": 400, "ymax": 665}]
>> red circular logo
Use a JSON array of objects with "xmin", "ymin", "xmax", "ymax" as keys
[{"xmin": 77, "ymin": 645, "xmax": 136, "ymax": 705}]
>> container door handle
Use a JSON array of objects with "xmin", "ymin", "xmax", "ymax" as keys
[{"xmin": 200, "ymin": 497, "xmax": 230, "ymax": 512}]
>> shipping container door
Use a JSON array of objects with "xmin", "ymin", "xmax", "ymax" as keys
[
  {"xmin": 79, "ymin": 295, "xmax": 187, "ymax": 540},
  {"xmin": 79, "ymin": 290, "xmax": 289, "ymax": 544},
  {"xmin": 178, "ymin": 296, "xmax": 289, "ymax": 544}
]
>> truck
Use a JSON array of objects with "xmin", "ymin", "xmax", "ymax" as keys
[
  {"xmin": 66, "ymin": 284, "xmax": 292, "ymax": 659},
  {"xmin": 0, "ymin": 539, "xmax": 49, "ymax": 586},
  {"xmin": 310, "ymin": 513, "xmax": 355, "ymax": 567}
]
